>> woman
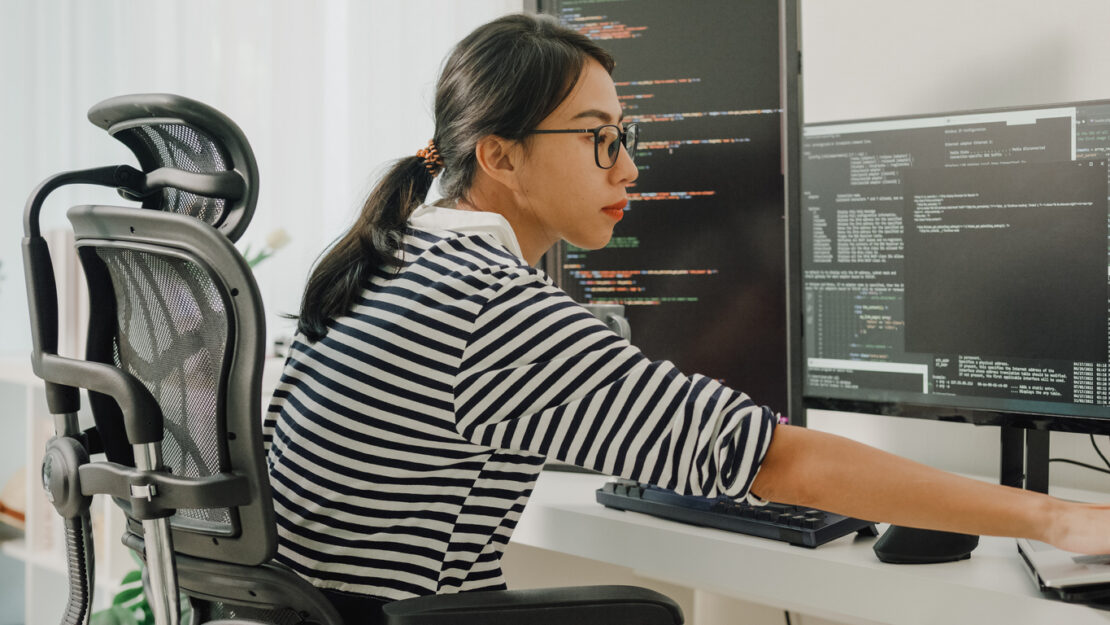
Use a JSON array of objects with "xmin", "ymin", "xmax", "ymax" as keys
[{"xmin": 263, "ymin": 12, "xmax": 1110, "ymax": 620}]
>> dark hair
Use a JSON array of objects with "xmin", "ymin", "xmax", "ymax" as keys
[{"xmin": 294, "ymin": 13, "xmax": 614, "ymax": 342}]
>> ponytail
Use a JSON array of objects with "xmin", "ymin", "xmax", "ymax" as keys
[
  {"xmin": 293, "ymin": 13, "xmax": 614, "ymax": 343},
  {"xmin": 294, "ymin": 155, "xmax": 433, "ymax": 342}
]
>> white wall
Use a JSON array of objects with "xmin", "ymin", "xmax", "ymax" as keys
[
  {"xmin": 801, "ymin": 0, "xmax": 1110, "ymax": 122},
  {"xmin": 800, "ymin": 0, "xmax": 1110, "ymax": 493}
]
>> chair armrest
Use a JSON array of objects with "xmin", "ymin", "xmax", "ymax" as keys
[
  {"xmin": 32, "ymin": 352, "xmax": 163, "ymax": 444},
  {"xmin": 382, "ymin": 585, "xmax": 683, "ymax": 625}
]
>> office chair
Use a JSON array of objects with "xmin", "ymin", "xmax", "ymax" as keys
[{"xmin": 23, "ymin": 93, "xmax": 683, "ymax": 625}]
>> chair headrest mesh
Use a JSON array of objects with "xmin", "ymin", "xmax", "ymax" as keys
[
  {"xmin": 88, "ymin": 93, "xmax": 258, "ymax": 242},
  {"xmin": 114, "ymin": 123, "xmax": 229, "ymax": 226}
]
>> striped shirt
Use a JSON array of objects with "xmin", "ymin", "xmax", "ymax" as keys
[{"xmin": 263, "ymin": 204, "xmax": 777, "ymax": 601}]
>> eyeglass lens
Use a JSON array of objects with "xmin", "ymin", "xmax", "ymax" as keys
[{"xmin": 598, "ymin": 124, "xmax": 638, "ymax": 167}]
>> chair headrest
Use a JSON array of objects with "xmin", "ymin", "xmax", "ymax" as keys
[{"xmin": 87, "ymin": 93, "xmax": 259, "ymax": 242}]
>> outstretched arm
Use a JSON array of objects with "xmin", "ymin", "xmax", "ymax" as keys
[{"xmin": 750, "ymin": 425, "xmax": 1110, "ymax": 555}]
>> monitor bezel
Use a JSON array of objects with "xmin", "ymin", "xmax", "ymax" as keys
[
  {"xmin": 794, "ymin": 97, "xmax": 1110, "ymax": 434},
  {"xmin": 804, "ymin": 97, "xmax": 1110, "ymax": 135}
]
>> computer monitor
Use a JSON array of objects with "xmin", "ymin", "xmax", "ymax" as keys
[
  {"xmin": 537, "ymin": 0, "xmax": 803, "ymax": 419},
  {"xmin": 798, "ymin": 100, "xmax": 1110, "ymax": 488}
]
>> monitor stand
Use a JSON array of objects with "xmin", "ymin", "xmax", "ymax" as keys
[
  {"xmin": 1000, "ymin": 425, "xmax": 1050, "ymax": 494},
  {"xmin": 873, "ymin": 425, "xmax": 1048, "ymax": 564}
]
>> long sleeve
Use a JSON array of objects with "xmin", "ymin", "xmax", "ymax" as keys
[
  {"xmin": 264, "ymin": 223, "xmax": 780, "ymax": 599},
  {"xmin": 452, "ymin": 266, "xmax": 777, "ymax": 501}
]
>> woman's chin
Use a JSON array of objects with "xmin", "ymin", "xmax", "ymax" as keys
[
  {"xmin": 567, "ymin": 227, "xmax": 616, "ymax": 251},
  {"xmin": 568, "ymin": 237, "xmax": 609, "ymax": 251}
]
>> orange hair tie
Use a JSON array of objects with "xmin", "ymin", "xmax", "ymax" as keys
[{"xmin": 416, "ymin": 140, "xmax": 444, "ymax": 177}]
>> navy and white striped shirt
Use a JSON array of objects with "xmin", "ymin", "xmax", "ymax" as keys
[{"xmin": 263, "ymin": 204, "xmax": 777, "ymax": 601}]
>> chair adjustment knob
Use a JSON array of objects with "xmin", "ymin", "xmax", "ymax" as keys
[{"xmin": 41, "ymin": 436, "xmax": 92, "ymax": 519}]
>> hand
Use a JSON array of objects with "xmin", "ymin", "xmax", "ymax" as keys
[{"xmin": 1041, "ymin": 500, "xmax": 1110, "ymax": 554}]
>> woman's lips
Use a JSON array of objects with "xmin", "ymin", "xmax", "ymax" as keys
[{"xmin": 601, "ymin": 199, "xmax": 628, "ymax": 221}]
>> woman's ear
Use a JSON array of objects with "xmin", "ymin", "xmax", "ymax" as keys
[{"xmin": 474, "ymin": 134, "xmax": 523, "ymax": 191}]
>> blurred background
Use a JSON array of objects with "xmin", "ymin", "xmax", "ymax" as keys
[{"xmin": 2, "ymin": 0, "xmax": 1109, "ymax": 359}]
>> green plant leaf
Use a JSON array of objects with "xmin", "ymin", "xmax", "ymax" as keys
[
  {"xmin": 91, "ymin": 604, "xmax": 138, "ymax": 625},
  {"xmin": 138, "ymin": 604, "xmax": 155, "ymax": 625},
  {"xmin": 113, "ymin": 586, "xmax": 144, "ymax": 605},
  {"xmin": 91, "ymin": 561, "xmax": 193, "ymax": 625}
]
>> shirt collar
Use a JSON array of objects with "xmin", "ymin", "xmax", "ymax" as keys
[{"xmin": 409, "ymin": 204, "xmax": 526, "ymax": 261}]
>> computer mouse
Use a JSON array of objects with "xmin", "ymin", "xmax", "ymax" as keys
[{"xmin": 873, "ymin": 525, "xmax": 980, "ymax": 564}]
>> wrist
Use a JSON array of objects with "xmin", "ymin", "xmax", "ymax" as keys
[{"xmin": 1036, "ymin": 496, "xmax": 1069, "ymax": 545}]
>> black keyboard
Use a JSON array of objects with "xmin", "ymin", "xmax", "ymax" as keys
[{"xmin": 597, "ymin": 480, "xmax": 879, "ymax": 548}]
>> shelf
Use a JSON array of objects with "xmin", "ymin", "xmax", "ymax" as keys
[
  {"xmin": 1, "ymin": 538, "xmax": 66, "ymax": 575},
  {"xmin": 1, "ymin": 538, "xmax": 29, "ymax": 561}
]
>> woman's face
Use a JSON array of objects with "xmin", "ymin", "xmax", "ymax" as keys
[{"xmin": 512, "ymin": 58, "xmax": 639, "ymax": 252}]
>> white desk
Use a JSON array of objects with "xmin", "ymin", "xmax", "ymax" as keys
[{"xmin": 512, "ymin": 471, "xmax": 1110, "ymax": 625}]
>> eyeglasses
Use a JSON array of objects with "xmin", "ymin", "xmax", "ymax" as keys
[{"xmin": 528, "ymin": 122, "xmax": 639, "ymax": 169}]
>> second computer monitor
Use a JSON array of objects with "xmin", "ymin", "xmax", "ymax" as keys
[{"xmin": 801, "ymin": 100, "xmax": 1110, "ymax": 425}]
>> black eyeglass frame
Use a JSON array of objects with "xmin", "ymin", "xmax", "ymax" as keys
[{"xmin": 527, "ymin": 122, "xmax": 639, "ymax": 170}]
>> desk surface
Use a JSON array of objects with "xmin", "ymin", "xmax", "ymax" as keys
[{"xmin": 513, "ymin": 471, "xmax": 1110, "ymax": 625}]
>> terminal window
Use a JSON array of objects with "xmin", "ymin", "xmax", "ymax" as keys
[
  {"xmin": 548, "ymin": 0, "xmax": 790, "ymax": 410},
  {"xmin": 802, "ymin": 103, "xmax": 1110, "ymax": 416}
]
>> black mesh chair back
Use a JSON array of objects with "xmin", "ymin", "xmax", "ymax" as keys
[
  {"xmin": 99, "ymin": 244, "xmax": 234, "ymax": 534},
  {"xmin": 72, "ymin": 205, "xmax": 341, "ymax": 622},
  {"xmin": 74, "ymin": 205, "xmax": 271, "ymax": 562}
]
